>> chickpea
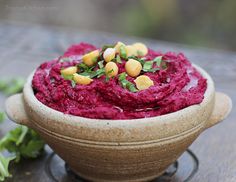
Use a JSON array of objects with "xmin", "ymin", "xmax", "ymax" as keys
[
  {"xmin": 60, "ymin": 66, "xmax": 77, "ymax": 75},
  {"xmin": 105, "ymin": 62, "xmax": 119, "ymax": 78},
  {"xmin": 125, "ymin": 59, "xmax": 142, "ymax": 77},
  {"xmin": 134, "ymin": 75, "xmax": 154, "ymax": 90},
  {"xmin": 82, "ymin": 50, "xmax": 99, "ymax": 66},
  {"xmin": 132, "ymin": 43, "xmax": 148, "ymax": 56},
  {"xmin": 114, "ymin": 41, "xmax": 126, "ymax": 54},
  {"xmin": 73, "ymin": 73, "xmax": 93, "ymax": 85},
  {"xmin": 103, "ymin": 48, "xmax": 116, "ymax": 62},
  {"xmin": 125, "ymin": 45, "xmax": 138, "ymax": 57}
]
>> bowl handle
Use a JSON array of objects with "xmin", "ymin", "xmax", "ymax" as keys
[
  {"xmin": 205, "ymin": 92, "xmax": 232, "ymax": 129},
  {"xmin": 5, "ymin": 93, "xmax": 31, "ymax": 127}
]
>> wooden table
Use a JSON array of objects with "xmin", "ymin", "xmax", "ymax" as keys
[{"xmin": 0, "ymin": 22, "xmax": 235, "ymax": 182}]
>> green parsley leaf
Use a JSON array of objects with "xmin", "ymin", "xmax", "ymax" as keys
[
  {"xmin": 61, "ymin": 73, "xmax": 73, "ymax": 80},
  {"xmin": 153, "ymin": 56, "xmax": 163, "ymax": 67},
  {"xmin": 143, "ymin": 61, "xmax": 153, "ymax": 72},
  {"xmin": 153, "ymin": 56, "xmax": 168, "ymax": 70},
  {"xmin": 77, "ymin": 63, "xmax": 90, "ymax": 71},
  {"xmin": 61, "ymin": 73, "xmax": 76, "ymax": 87},
  {"xmin": 81, "ymin": 68, "xmax": 106, "ymax": 79},
  {"xmin": 0, "ymin": 153, "xmax": 15, "ymax": 181},
  {"xmin": 118, "ymin": 72, "xmax": 127, "ymax": 81},
  {"xmin": 120, "ymin": 79, "xmax": 129, "ymax": 88},
  {"xmin": 120, "ymin": 45, "xmax": 127, "ymax": 59},
  {"xmin": 116, "ymin": 55, "xmax": 122, "ymax": 64},
  {"xmin": 98, "ymin": 61, "xmax": 104, "ymax": 69},
  {"xmin": 77, "ymin": 62, "xmax": 106, "ymax": 79},
  {"xmin": 96, "ymin": 68, "xmax": 106, "ymax": 78},
  {"xmin": 16, "ymin": 126, "xmax": 28, "ymax": 146},
  {"xmin": 127, "ymin": 56, "xmax": 145, "ymax": 65},
  {"xmin": 79, "ymin": 72, "xmax": 91, "ymax": 77},
  {"xmin": 19, "ymin": 140, "xmax": 45, "ymax": 159},
  {"xmin": 0, "ymin": 126, "xmax": 45, "ymax": 162},
  {"xmin": 104, "ymin": 69, "xmax": 114, "ymax": 82},
  {"xmin": 147, "ymin": 68, "xmax": 161, "ymax": 73},
  {"xmin": 60, "ymin": 74, "xmax": 77, "ymax": 87},
  {"xmin": 0, "ymin": 78, "xmax": 25, "ymax": 96},
  {"xmin": 118, "ymin": 73, "xmax": 138, "ymax": 92},
  {"xmin": 126, "ymin": 82, "xmax": 138, "ymax": 92},
  {"xmin": 107, "ymin": 69, "xmax": 114, "ymax": 74}
]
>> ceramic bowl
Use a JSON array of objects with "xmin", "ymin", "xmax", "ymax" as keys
[{"xmin": 5, "ymin": 64, "xmax": 232, "ymax": 182}]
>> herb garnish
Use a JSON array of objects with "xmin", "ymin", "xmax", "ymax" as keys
[
  {"xmin": 153, "ymin": 56, "xmax": 168, "ymax": 70},
  {"xmin": 0, "ymin": 78, "xmax": 25, "ymax": 96},
  {"xmin": 76, "ymin": 63, "xmax": 104, "ymax": 78},
  {"xmin": 116, "ymin": 55, "xmax": 122, "ymax": 63},
  {"xmin": 143, "ymin": 61, "xmax": 153, "ymax": 72},
  {"xmin": 0, "ymin": 79, "xmax": 45, "ymax": 181},
  {"xmin": 98, "ymin": 61, "xmax": 104, "ymax": 69},
  {"xmin": 77, "ymin": 63, "xmax": 90, "ymax": 72},
  {"xmin": 0, "ymin": 126, "xmax": 45, "ymax": 162},
  {"xmin": 120, "ymin": 45, "xmax": 127, "ymax": 59},
  {"xmin": 153, "ymin": 56, "xmax": 163, "ymax": 66},
  {"xmin": 127, "ymin": 56, "xmax": 146, "ymax": 65},
  {"xmin": 61, "ymin": 73, "xmax": 73, "ymax": 80},
  {"xmin": 141, "ymin": 56, "xmax": 168, "ymax": 73},
  {"xmin": 0, "ymin": 153, "xmax": 15, "ymax": 181},
  {"xmin": 118, "ymin": 73, "xmax": 138, "ymax": 92},
  {"xmin": 61, "ymin": 73, "xmax": 76, "ymax": 87}
]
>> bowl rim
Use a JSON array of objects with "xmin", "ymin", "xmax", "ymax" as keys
[{"xmin": 23, "ymin": 63, "xmax": 214, "ymax": 129}]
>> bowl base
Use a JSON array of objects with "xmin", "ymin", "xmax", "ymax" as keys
[{"xmin": 45, "ymin": 149, "xmax": 198, "ymax": 182}]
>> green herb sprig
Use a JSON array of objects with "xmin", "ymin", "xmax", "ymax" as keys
[
  {"xmin": 0, "ymin": 78, "xmax": 45, "ymax": 181},
  {"xmin": 0, "ymin": 126, "xmax": 45, "ymax": 162},
  {"xmin": 118, "ymin": 73, "xmax": 138, "ymax": 93},
  {"xmin": 0, "ymin": 153, "xmax": 15, "ymax": 181},
  {"xmin": 120, "ymin": 45, "xmax": 127, "ymax": 59},
  {"xmin": 142, "ymin": 56, "xmax": 168, "ymax": 73},
  {"xmin": 0, "ymin": 78, "xmax": 25, "ymax": 96}
]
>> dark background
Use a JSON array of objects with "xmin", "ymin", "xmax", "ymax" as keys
[{"xmin": 1, "ymin": 0, "xmax": 236, "ymax": 51}]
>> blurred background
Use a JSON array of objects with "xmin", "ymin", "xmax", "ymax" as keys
[{"xmin": 0, "ymin": 0, "xmax": 236, "ymax": 51}]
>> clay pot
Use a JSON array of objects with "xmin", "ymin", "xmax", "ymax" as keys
[{"xmin": 5, "ymin": 65, "xmax": 232, "ymax": 182}]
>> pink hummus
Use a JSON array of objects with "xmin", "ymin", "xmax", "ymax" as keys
[{"xmin": 32, "ymin": 43, "xmax": 207, "ymax": 119}]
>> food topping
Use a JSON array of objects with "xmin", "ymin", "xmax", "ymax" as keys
[
  {"xmin": 60, "ymin": 66, "xmax": 78, "ymax": 76},
  {"xmin": 125, "ymin": 45, "xmax": 138, "ymax": 57},
  {"xmin": 82, "ymin": 49, "xmax": 99, "ymax": 66},
  {"xmin": 134, "ymin": 75, "xmax": 154, "ymax": 90},
  {"xmin": 105, "ymin": 62, "xmax": 119, "ymax": 78},
  {"xmin": 33, "ymin": 42, "xmax": 207, "ymax": 119},
  {"xmin": 73, "ymin": 73, "xmax": 93, "ymax": 85},
  {"xmin": 133, "ymin": 42, "xmax": 148, "ymax": 56},
  {"xmin": 125, "ymin": 59, "xmax": 142, "ymax": 77},
  {"xmin": 114, "ymin": 41, "xmax": 126, "ymax": 54},
  {"xmin": 103, "ymin": 48, "xmax": 116, "ymax": 62}
]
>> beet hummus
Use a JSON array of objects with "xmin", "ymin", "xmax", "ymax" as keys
[{"xmin": 32, "ymin": 42, "xmax": 207, "ymax": 119}]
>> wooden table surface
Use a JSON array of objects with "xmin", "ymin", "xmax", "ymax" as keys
[{"xmin": 0, "ymin": 22, "xmax": 235, "ymax": 182}]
